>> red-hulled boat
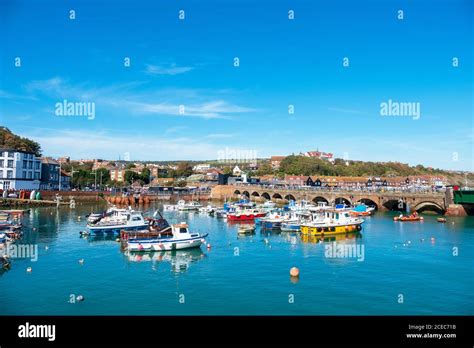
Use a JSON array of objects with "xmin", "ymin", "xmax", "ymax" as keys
[{"xmin": 227, "ymin": 209, "xmax": 267, "ymax": 222}]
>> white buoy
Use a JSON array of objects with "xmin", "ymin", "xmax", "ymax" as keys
[
  {"xmin": 26, "ymin": 267, "xmax": 32, "ymax": 273},
  {"xmin": 76, "ymin": 295, "xmax": 84, "ymax": 302},
  {"xmin": 79, "ymin": 259, "xmax": 84, "ymax": 265},
  {"xmin": 45, "ymin": 245, "xmax": 49, "ymax": 250},
  {"xmin": 290, "ymin": 267, "xmax": 300, "ymax": 277}
]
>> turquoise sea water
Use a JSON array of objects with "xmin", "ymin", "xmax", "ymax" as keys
[{"xmin": 1, "ymin": 203, "xmax": 473, "ymax": 315}]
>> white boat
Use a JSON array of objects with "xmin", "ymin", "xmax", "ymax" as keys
[
  {"xmin": 198, "ymin": 204, "xmax": 215, "ymax": 214},
  {"xmin": 177, "ymin": 201, "xmax": 202, "ymax": 211},
  {"xmin": 86, "ymin": 210, "xmax": 148, "ymax": 234},
  {"xmin": 163, "ymin": 200, "xmax": 183, "ymax": 211},
  {"xmin": 126, "ymin": 222, "xmax": 208, "ymax": 251},
  {"xmin": 238, "ymin": 224, "xmax": 256, "ymax": 234}
]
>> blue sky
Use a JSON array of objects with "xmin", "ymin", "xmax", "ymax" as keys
[{"xmin": 0, "ymin": 0, "xmax": 472, "ymax": 170}]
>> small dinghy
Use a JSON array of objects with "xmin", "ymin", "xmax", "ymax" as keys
[{"xmin": 238, "ymin": 224, "xmax": 256, "ymax": 234}]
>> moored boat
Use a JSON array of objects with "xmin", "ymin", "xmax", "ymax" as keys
[
  {"xmin": 238, "ymin": 224, "xmax": 256, "ymax": 234},
  {"xmin": 227, "ymin": 209, "xmax": 267, "ymax": 222},
  {"xmin": 393, "ymin": 214, "xmax": 424, "ymax": 222},
  {"xmin": 86, "ymin": 210, "xmax": 148, "ymax": 234},
  {"xmin": 300, "ymin": 210, "xmax": 364, "ymax": 236},
  {"xmin": 177, "ymin": 200, "xmax": 202, "ymax": 211},
  {"xmin": 349, "ymin": 204, "xmax": 375, "ymax": 217},
  {"xmin": 126, "ymin": 222, "xmax": 208, "ymax": 251}
]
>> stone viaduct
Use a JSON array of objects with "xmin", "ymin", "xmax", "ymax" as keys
[{"xmin": 210, "ymin": 185, "xmax": 447, "ymax": 214}]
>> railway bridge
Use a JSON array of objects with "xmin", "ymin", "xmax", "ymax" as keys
[{"xmin": 210, "ymin": 185, "xmax": 448, "ymax": 214}]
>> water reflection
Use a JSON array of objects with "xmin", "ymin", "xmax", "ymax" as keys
[
  {"xmin": 123, "ymin": 248, "xmax": 205, "ymax": 273},
  {"xmin": 300, "ymin": 231, "xmax": 362, "ymax": 244}
]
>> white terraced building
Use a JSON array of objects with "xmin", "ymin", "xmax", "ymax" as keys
[{"xmin": 0, "ymin": 149, "xmax": 42, "ymax": 191}]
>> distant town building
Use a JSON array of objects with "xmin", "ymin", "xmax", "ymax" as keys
[
  {"xmin": 0, "ymin": 149, "xmax": 42, "ymax": 190},
  {"xmin": 270, "ymin": 156, "xmax": 286, "ymax": 169},
  {"xmin": 40, "ymin": 157, "xmax": 60, "ymax": 190},
  {"xmin": 110, "ymin": 168, "xmax": 126, "ymax": 182},
  {"xmin": 302, "ymin": 151, "xmax": 334, "ymax": 162},
  {"xmin": 233, "ymin": 165, "xmax": 242, "ymax": 176},
  {"xmin": 57, "ymin": 156, "xmax": 70, "ymax": 164},
  {"xmin": 60, "ymin": 170, "xmax": 71, "ymax": 190},
  {"xmin": 205, "ymin": 168, "xmax": 223, "ymax": 181},
  {"xmin": 150, "ymin": 177, "xmax": 175, "ymax": 186},
  {"xmin": 92, "ymin": 159, "xmax": 112, "ymax": 171},
  {"xmin": 193, "ymin": 163, "xmax": 211, "ymax": 172}
]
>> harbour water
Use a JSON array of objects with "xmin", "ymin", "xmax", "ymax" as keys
[{"xmin": 1, "ymin": 203, "xmax": 473, "ymax": 315}]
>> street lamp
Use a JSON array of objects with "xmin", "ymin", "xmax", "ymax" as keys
[{"xmin": 70, "ymin": 166, "xmax": 79, "ymax": 190}]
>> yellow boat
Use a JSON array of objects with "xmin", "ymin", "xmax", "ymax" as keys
[{"xmin": 300, "ymin": 210, "xmax": 364, "ymax": 236}]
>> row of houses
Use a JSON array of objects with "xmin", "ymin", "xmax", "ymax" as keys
[{"xmin": 0, "ymin": 149, "xmax": 71, "ymax": 191}]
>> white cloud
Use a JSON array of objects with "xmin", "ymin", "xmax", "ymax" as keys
[
  {"xmin": 25, "ymin": 129, "xmax": 223, "ymax": 161},
  {"xmin": 327, "ymin": 107, "xmax": 364, "ymax": 115},
  {"xmin": 205, "ymin": 133, "xmax": 235, "ymax": 139},
  {"xmin": 22, "ymin": 77, "xmax": 256, "ymax": 120}
]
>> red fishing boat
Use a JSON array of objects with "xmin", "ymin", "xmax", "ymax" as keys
[{"xmin": 227, "ymin": 209, "xmax": 267, "ymax": 222}]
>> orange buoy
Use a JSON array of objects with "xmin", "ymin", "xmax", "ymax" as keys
[{"xmin": 290, "ymin": 267, "xmax": 300, "ymax": 278}]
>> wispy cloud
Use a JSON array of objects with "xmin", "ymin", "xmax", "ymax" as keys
[
  {"xmin": 165, "ymin": 126, "xmax": 188, "ymax": 134},
  {"xmin": 0, "ymin": 90, "xmax": 38, "ymax": 101},
  {"xmin": 22, "ymin": 77, "xmax": 255, "ymax": 120},
  {"xmin": 205, "ymin": 133, "xmax": 236, "ymax": 139},
  {"xmin": 145, "ymin": 64, "xmax": 194, "ymax": 76},
  {"xmin": 24, "ymin": 129, "xmax": 223, "ymax": 161},
  {"xmin": 327, "ymin": 107, "xmax": 364, "ymax": 115}
]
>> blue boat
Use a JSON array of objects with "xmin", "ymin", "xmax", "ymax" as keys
[{"xmin": 280, "ymin": 221, "xmax": 300, "ymax": 232}]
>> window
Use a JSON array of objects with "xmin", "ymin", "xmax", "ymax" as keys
[
  {"xmin": 23, "ymin": 160, "xmax": 27, "ymax": 168},
  {"xmin": 35, "ymin": 162, "xmax": 40, "ymax": 170},
  {"xmin": 34, "ymin": 172, "xmax": 40, "ymax": 179},
  {"xmin": 7, "ymin": 152, "xmax": 14, "ymax": 157},
  {"xmin": 7, "ymin": 160, "xmax": 13, "ymax": 168},
  {"xmin": 28, "ymin": 172, "xmax": 32, "ymax": 179},
  {"xmin": 23, "ymin": 171, "xmax": 26, "ymax": 178},
  {"xmin": 3, "ymin": 181, "xmax": 10, "ymax": 190},
  {"xmin": 180, "ymin": 228, "xmax": 187, "ymax": 233},
  {"xmin": 28, "ymin": 161, "xmax": 32, "ymax": 169},
  {"xmin": 0, "ymin": 160, "xmax": 3, "ymax": 167},
  {"xmin": 7, "ymin": 171, "xmax": 13, "ymax": 178},
  {"xmin": 0, "ymin": 171, "xmax": 3, "ymax": 178}
]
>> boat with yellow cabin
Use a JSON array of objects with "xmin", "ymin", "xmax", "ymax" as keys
[{"xmin": 300, "ymin": 210, "xmax": 364, "ymax": 236}]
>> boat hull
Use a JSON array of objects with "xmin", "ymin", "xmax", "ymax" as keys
[
  {"xmin": 300, "ymin": 223, "xmax": 362, "ymax": 236},
  {"xmin": 280, "ymin": 223, "xmax": 300, "ymax": 232},
  {"xmin": 127, "ymin": 236, "xmax": 205, "ymax": 251},
  {"xmin": 227, "ymin": 213, "xmax": 266, "ymax": 221},
  {"xmin": 87, "ymin": 223, "xmax": 148, "ymax": 235},
  {"xmin": 261, "ymin": 220, "xmax": 282, "ymax": 229}
]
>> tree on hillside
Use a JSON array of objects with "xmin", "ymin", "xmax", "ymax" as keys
[
  {"xmin": 0, "ymin": 127, "xmax": 42, "ymax": 156},
  {"xmin": 124, "ymin": 170, "xmax": 140, "ymax": 184},
  {"xmin": 175, "ymin": 162, "xmax": 193, "ymax": 178}
]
